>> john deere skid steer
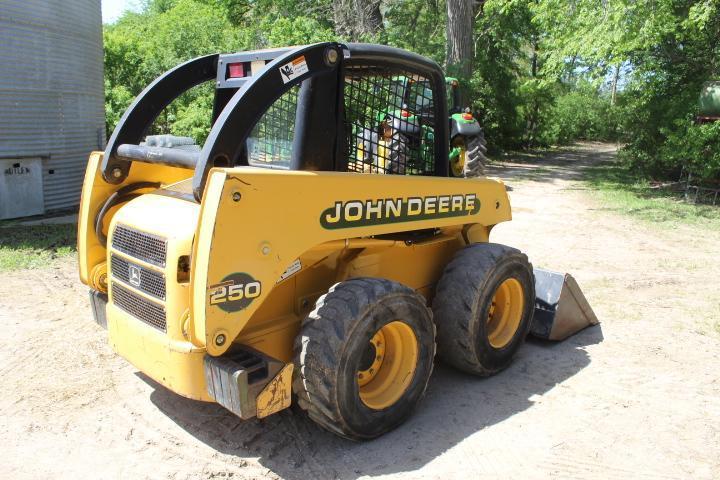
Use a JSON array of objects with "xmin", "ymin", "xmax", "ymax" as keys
[{"xmin": 78, "ymin": 43, "xmax": 597, "ymax": 440}]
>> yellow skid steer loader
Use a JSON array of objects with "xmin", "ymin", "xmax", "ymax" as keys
[{"xmin": 78, "ymin": 43, "xmax": 598, "ymax": 440}]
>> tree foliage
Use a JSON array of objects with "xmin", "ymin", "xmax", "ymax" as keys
[{"xmin": 104, "ymin": 0, "xmax": 720, "ymax": 180}]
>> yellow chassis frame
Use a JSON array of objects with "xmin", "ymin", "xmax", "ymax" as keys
[
  {"xmin": 193, "ymin": 166, "xmax": 511, "ymax": 355},
  {"xmin": 78, "ymin": 152, "xmax": 512, "ymax": 408}
]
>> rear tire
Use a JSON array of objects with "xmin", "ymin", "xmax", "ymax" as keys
[
  {"xmin": 432, "ymin": 243, "xmax": 534, "ymax": 376},
  {"xmin": 450, "ymin": 134, "xmax": 488, "ymax": 178},
  {"xmin": 293, "ymin": 278, "xmax": 435, "ymax": 440},
  {"xmin": 464, "ymin": 134, "xmax": 487, "ymax": 177}
]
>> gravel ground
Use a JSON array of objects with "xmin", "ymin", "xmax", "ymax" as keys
[{"xmin": 2, "ymin": 143, "xmax": 719, "ymax": 479}]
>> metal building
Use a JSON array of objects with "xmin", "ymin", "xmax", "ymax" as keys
[{"xmin": 0, "ymin": 0, "xmax": 104, "ymax": 219}]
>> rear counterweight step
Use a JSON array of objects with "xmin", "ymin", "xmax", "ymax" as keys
[{"xmin": 204, "ymin": 345, "xmax": 285, "ymax": 419}]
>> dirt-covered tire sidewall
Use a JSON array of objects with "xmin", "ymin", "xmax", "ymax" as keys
[
  {"xmin": 469, "ymin": 257, "xmax": 535, "ymax": 372},
  {"xmin": 293, "ymin": 278, "xmax": 436, "ymax": 440},
  {"xmin": 336, "ymin": 294, "xmax": 434, "ymax": 438},
  {"xmin": 433, "ymin": 244, "xmax": 535, "ymax": 376}
]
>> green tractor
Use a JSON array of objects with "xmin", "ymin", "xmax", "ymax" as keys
[
  {"xmin": 352, "ymin": 75, "xmax": 487, "ymax": 177},
  {"xmin": 698, "ymin": 81, "xmax": 720, "ymax": 124}
]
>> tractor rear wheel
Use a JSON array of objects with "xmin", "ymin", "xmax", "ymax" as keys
[
  {"xmin": 293, "ymin": 277, "xmax": 435, "ymax": 440},
  {"xmin": 463, "ymin": 133, "xmax": 487, "ymax": 177},
  {"xmin": 432, "ymin": 243, "xmax": 534, "ymax": 376},
  {"xmin": 450, "ymin": 134, "xmax": 488, "ymax": 178}
]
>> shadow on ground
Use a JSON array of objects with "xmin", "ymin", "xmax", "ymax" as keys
[
  {"xmin": 143, "ymin": 325, "xmax": 603, "ymax": 479},
  {"xmin": 487, "ymin": 144, "xmax": 618, "ymax": 184}
]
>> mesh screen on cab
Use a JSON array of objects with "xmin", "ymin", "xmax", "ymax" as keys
[{"xmin": 343, "ymin": 65, "xmax": 436, "ymax": 175}]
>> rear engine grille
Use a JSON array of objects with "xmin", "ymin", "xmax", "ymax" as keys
[
  {"xmin": 112, "ymin": 224, "xmax": 167, "ymax": 267},
  {"xmin": 111, "ymin": 254, "xmax": 166, "ymax": 300},
  {"xmin": 112, "ymin": 282, "xmax": 167, "ymax": 332}
]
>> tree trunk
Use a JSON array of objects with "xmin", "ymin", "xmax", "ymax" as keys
[
  {"xmin": 334, "ymin": 0, "xmax": 384, "ymax": 41},
  {"xmin": 525, "ymin": 39, "xmax": 539, "ymax": 148},
  {"xmin": 530, "ymin": 39, "xmax": 538, "ymax": 77},
  {"xmin": 446, "ymin": 0, "xmax": 474, "ymax": 80},
  {"xmin": 610, "ymin": 64, "xmax": 620, "ymax": 106},
  {"xmin": 366, "ymin": 0, "xmax": 383, "ymax": 33}
]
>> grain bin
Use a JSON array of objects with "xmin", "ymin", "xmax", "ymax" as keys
[{"xmin": 0, "ymin": 0, "xmax": 104, "ymax": 219}]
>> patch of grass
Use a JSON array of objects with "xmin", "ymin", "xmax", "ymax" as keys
[
  {"xmin": 583, "ymin": 162, "xmax": 720, "ymax": 230},
  {"xmin": 0, "ymin": 224, "xmax": 77, "ymax": 271}
]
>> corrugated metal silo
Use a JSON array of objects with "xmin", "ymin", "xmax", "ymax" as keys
[{"xmin": 0, "ymin": 0, "xmax": 104, "ymax": 219}]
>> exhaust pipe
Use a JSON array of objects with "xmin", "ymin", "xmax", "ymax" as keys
[{"xmin": 530, "ymin": 268, "xmax": 599, "ymax": 341}]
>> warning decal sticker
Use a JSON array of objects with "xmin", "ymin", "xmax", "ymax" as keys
[
  {"xmin": 277, "ymin": 259, "xmax": 302, "ymax": 283},
  {"xmin": 279, "ymin": 56, "xmax": 309, "ymax": 83}
]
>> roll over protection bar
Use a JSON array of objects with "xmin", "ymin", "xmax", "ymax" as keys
[
  {"xmin": 192, "ymin": 42, "xmax": 344, "ymax": 200},
  {"xmin": 102, "ymin": 54, "xmax": 219, "ymax": 184},
  {"xmin": 102, "ymin": 42, "xmax": 449, "ymax": 201}
]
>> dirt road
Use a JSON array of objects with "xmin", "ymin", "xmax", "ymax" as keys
[{"xmin": 2, "ymin": 143, "xmax": 719, "ymax": 479}]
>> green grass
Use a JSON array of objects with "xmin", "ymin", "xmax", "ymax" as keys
[
  {"xmin": 0, "ymin": 223, "xmax": 77, "ymax": 271},
  {"xmin": 583, "ymin": 162, "xmax": 720, "ymax": 230}
]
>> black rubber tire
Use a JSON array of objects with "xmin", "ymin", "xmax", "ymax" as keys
[
  {"xmin": 293, "ymin": 277, "xmax": 435, "ymax": 440},
  {"xmin": 463, "ymin": 134, "xmax": 488, "ymax": 177},
  {"xmin": 432, "ymin": 243, "xmax": 535, "ymax": 376}
]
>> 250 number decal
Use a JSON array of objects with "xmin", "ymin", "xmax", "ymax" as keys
[
  {"xmin": 210, "ymin": 281, "xmax": 261, "ymax": 305},
  {"xmin": 208, "ymin": 273, "xmax": 262, "ymax": 312}
]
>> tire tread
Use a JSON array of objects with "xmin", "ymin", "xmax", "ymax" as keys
[
  {"xmin": 293, "ymin": 277, "xmax": 435, "ymax": 439},
  {"xmin": 433, "ymin": 243, "xmax": 534, "ymax": 376}
]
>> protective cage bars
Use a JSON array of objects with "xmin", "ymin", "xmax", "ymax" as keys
[
  {"xmin": 343, "ymin": 65, "xmax": 437, "ymax": 176},
  {"xmin": 235, "ymin": 63, "xmax": 439, "ymax": 176},
  {"xmin": 102, "ymin": 43, "xmax": 450, "ymax": 199},
  {"xmin": 247, "ymin": 86, "xmax": 299, "ymax": 169}
]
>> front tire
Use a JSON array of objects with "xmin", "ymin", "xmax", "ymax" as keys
[
  {"xmin": 432, "ymin": 243, "xmax": 534, "ymax": 376},
  {"xmin": 293, "ymin": 278, "xmax": 435, "ymax": 440}
]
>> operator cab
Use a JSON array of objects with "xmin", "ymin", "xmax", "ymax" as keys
[{"xmin": 102, "ymin": 43, "xmax": 452, "ymax": 203}]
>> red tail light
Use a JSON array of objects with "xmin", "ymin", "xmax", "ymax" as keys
[{"xmin": 227, "ymin": 62, "xmax": 245, "ymax": 78}]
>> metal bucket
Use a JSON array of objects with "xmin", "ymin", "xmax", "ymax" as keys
[{"xmin": 530, "ymin": 268, "xmax": 599, "ymax": 341}]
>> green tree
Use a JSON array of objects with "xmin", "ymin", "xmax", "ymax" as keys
[{"xmin": 103, "ymin": 0, "xmax": 720, "ymax": 180}]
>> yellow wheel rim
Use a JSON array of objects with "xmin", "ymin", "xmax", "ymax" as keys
[
  {"xmin": 451, "ymin": 137, "xmax": 466, "ymax": 177},
  {"xmin": 486, "ymin": 278, "xmax": 525, "ymax": 348},
  {"xmin": 358, "ymin": 321, "xmax": 418, "ymax": 410}
]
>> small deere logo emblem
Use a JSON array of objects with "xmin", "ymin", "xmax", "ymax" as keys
[
  {"xmin": 320, "ymin": 193, "xmax": 481, "ymax": 229},
  {"xmin": 129, "ymin": 265, "xmax": 141, "ymax": 287}
]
